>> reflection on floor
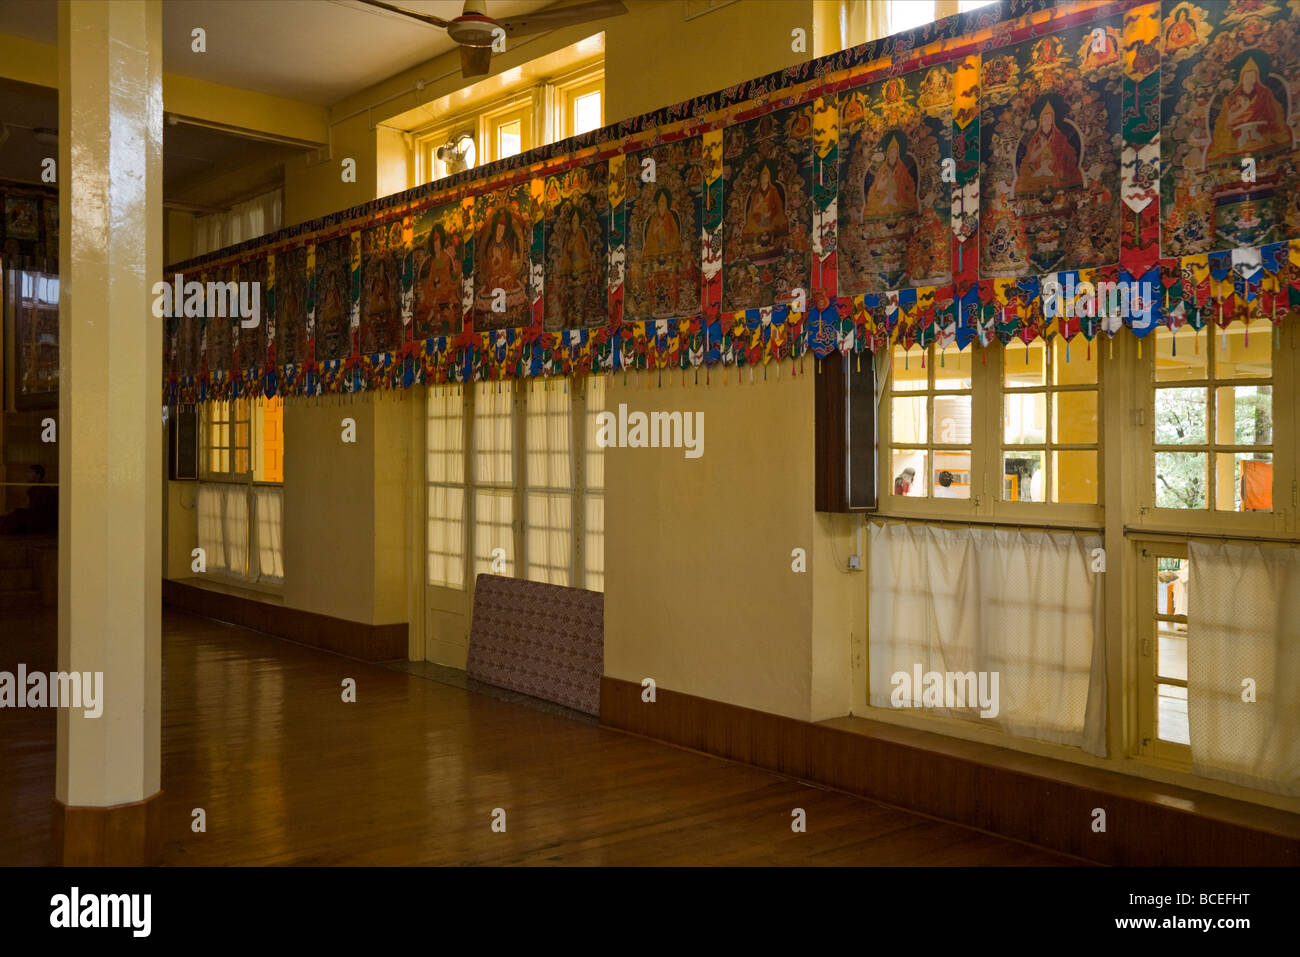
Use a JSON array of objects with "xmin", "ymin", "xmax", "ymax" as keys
[{"xmin": 0, "ymin": 606, "xmax": 1081, "ymax": 865}]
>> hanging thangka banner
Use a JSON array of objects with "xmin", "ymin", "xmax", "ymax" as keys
[
  {"xmin": 413, "ymin": 200, "xmax": 469, "ymax": 338},
  {"xmin": 543, "ymin": 160, "xmax": 609, "ymax": 330},
  {"xmin": 625, "ymin": 137, "xmax": 703, "ymax": 321},
  {"xmin": 164, "ymin": 0, "xmax": 1300, "ymax": 404},
  {"xmin": 839, "ymin": 65, "xmax": 954, "ymax": 293}
]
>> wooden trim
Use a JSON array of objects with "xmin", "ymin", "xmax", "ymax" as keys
[
  {"xmin": 53, "ymin": 792, "xmax": 162, "ymax": 866},
  {"xmin": 599, "ymin": 676, "xmax": 1300, "ymax": 866},
  {"xmin": 163, "ymin": 579, "xmax": 407, "ymax": 661}
]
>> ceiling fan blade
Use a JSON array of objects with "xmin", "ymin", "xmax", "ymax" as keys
[
  {"xmin": 460, "ymin": 44, "xmax": 493, "ymax": 77},
  {"xmin": 498, "ymin": 0, "xmax": 628, "ymax": 37},
  {"xmin": 355, "ymin": 0, "xmax": 451, "ymax": 29}
]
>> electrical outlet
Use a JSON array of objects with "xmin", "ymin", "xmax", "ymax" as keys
[{"xmin": 848, "ymin": 555, "xmax": 861, "ymax": 570}]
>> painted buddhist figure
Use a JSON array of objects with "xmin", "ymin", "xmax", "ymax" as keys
[
  {"xmin": 1206, "ymin": 58, "xmax": 1291, "ymax": 164},
  {"xmin": 417, "ymin": 226, "xmax": 459, "ymax": 333},
  {"xmin": 318, "ymin": 277, "xmax": 346, "ymax": 357},
  {"xmin": 643, "ymin": 188, "xmax": 681, "ymax": 258},
  {"xmin": 863, "ymin": 134, "xmax": 919, "ymax": 220},
  {"xmin": 558, "ymin": 209, "xmax": 592, "ymax": 276},
  {"xmin": 740, "ymin": 159, "xmax": 789, "ymax": 255},
  {"xmin": 1165, "ymin": 7, "xmax": 1197, "ymax": 53},
  {"xmin": 1015, "ymin": 99, "xmax": 1083, "ymax": 196},
  {"xmin": 481, "ymin": 210, "xmax": 525, "ymax": 295}
]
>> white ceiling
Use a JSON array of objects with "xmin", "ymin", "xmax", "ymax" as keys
[{"xmin": 0, "ymin": 0, "xmax": 554, "ymax": 105}]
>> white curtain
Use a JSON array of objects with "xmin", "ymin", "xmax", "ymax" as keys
[
  {"xmin": 814, "ymin": 0, "xmax": 893, "ymax": 56},
  {"xmin": 527, "ymin": 492, "xmax": 572, "ymax": 586},
  {"xmin": 222, "ymin": 485, "xmax": 250, "ymax": 578},
  {"xmin": 192, "ymin": 188, "xmax": 284, "ymax": 258},
  {"xmin": 869, "ymin": 522, "xmax": 1107, "ymax": 755},
  {"xmin": 472, "ymin": 385, "xmax": 515, "ymax": 581},
  {"xmin": 426, "ymin": 386, "xmax": 467, "ymax": 589},
  {"xmin": 524, "ymin": 383, "xmax": 574, "ymax": 584},
  {"xmin": 1188, "ymin": 542, "xmax": 1300, "ymax": 796},
  {"xmin": 254, "ymin": 486, "xmax": 284, "ymax": 583},
  {"xmin": 197, "ymin": 484, "xmax": 228, "ymax": 573}
]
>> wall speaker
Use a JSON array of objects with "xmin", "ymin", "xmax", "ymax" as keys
[
  {"xmin": 168, "ymin": 406, "xmax": 199, "ymax": 481},
  {"xmin": 815, "ymin": 351, "xmax": 877, "ymax": 512}
]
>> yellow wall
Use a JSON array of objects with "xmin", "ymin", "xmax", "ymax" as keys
[
  {"xmin": 603, "ymin": 369, "xmax": 824, "ymax": 721},
  {"xmin": 604, "ymin": 0, "xmax": 813, "ymax": 123}
]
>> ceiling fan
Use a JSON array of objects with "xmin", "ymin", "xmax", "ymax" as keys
[{"xmin": 357, "ymin": 0, "xmax": 628, "ymax": 78}]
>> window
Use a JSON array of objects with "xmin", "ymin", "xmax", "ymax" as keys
[
  {"xmin": 473, "ymin": 385, "xmax": 516, "ymax": 578},
  {"xmin": 1002, "ymin": 338, "xmax": 1100, "ymax": 505},
  {"xmin": 958, "ymin": 0, "xmax": 996, "ymax": 11},
  {"xmin": 525, "ymin": 382, "xmax": 574, "ymax": 585},
  {"xmin": 1152, "ymin": 325, "xmax": 1273, "ymax": 513},
  {"xmin": 421, "ymin": 128, "xmax": 477, "ymax": 184},
  {"xmin": 199, "ymin": 397, "xmax": 284, "ymax": 585},
  {"xmin": 890, "ymin": 0, "xmax": 936, "ymax": 33},
  {"xmin": 558, "ymin": 70, "xmax": 604, "ymax": 139},
  {"xmin": 583, "ymin": 375, "xmax": 606, "ymax": 591},
  {"xmin": 414, "ymin": 66, "xmax": 604, "ymax": 186},
  {"xmin": 424, "ymin": 377, "xmax": 606, "ymax": 592},
  {"xmin": 1138, "ymin": 545, "xmax": 1191, "ymax": 759},
  {"xmin": 888, "ymin": 344, "xmax": 974, "ymax": 501},
  {"xmin": 427, "ymin": 386, "xmax": 467, "ymax": 589}
]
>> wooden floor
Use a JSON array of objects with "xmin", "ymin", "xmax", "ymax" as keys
[{"xmin": 0, "ymin": 605, "xmax": 1079, "ymax": 865}]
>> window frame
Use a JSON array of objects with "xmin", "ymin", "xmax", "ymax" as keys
[
  {"xmin": 198, "ymin": 397, "xmax": 285, "ymax": 590},
  {"xmin": 1135, "ymin": 541, "xmax": 1193, "ymax": 766},
  {"xmin": 424, "ymin": 375, "xmax": 606, "ymax": 593},
  {"xmin": 880, "ymin": 342, "xmax": 980, "ymax": 519},
  {"xmin": 988, "ymin": 337, "xmax": 1105, "ymax": 526},
  {"xmin": 1139, "ymin": 324, "xmax": 1296, "ymax": 537}
]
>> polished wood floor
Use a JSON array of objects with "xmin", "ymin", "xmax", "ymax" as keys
[{"xmin": 0, "ymin": 605, "xmax": 1079, "ymax": 865}]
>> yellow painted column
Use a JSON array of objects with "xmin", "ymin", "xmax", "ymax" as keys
[{"xmin": 55, "ymin": 0, "xmax": 163, "ymax": 865}]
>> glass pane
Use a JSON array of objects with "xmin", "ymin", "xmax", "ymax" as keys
[
  {"xmin": 1156, "ymin": 682, "xmax": 1189, "ymax": 745},
  {"xmin": 584, "ymin": 493, "xmax": 604, "ymax": 592},
  {"xmin": 574, "ymin": 90, "xmax": 601, "ymax": 135},
  {"xmin": 1004, "ymin": 340, "xmax": 1047, "ymax": 388},
  {"xmin": 498, "ymin": 119, "xmax": 521, "ymax": 159},
  {"xmin": 1217, "ymin": 452, "xmax": 1273, "ymax": 512},
  {"xmin": 1155, "ymin": 557, "xmax": 1189, "ymax": 616},
  {"xmin": 891, "ymin": 395, "xmax": 927, "ymax": 444},
  {"xmin": 1003, "ymin": 450, "xmax": 1044, "ymax": 502},
  {"xmin": 1054, "ymin": 390, "xmax": 1098, "ymax": 444},
  {"xmin": 891, "ymin": 449, "xmax": 927, "ymax": 497},
  {"xmin": 1157, "ymin": 622, "xmax": 1187, "ymax": 682},
  {"xmin": 1155, "ymin": 452, "xmax": 1207, "ymax": 509},
  {"xmin": 525, "ymin": 383, "xmax": 573, "ymax": 489},
  {"xmin": 1154, "ymin": 326, "xmax": 1207, "ymax": 382},
  {"xmin": 526, "ymin": 491, "xmax": 572, "ymax": 586},
  {"xmin": 585, "ymin": 375, "xmax": 607, "ymax": 490},
  {"xmin": 473, "ymin": 386, "xmax": 514, "ymax": 484},
  {"xmin": 933, "ymin": 394, "xmax": 971, "ymax": 445},
  {"xmin": 932, "ymin": 450, "xmax": 972, "ymax": 500},
  {"xmin": 426, "ymin": 387, "xmax": 465, "ymax": 484},
  {"xmin": 427, "ymin": 485, "xmax": 465, "ymax": 589},
  {"xmin": 1004, "ymin": 392, "xmax": 1047, "ymax": 445},
  {"xmin": 891, "ymin": 345, "xmax": 927, "ymax": 392},
  {"xmin": 934, "ymin": 347, "xmax": 973, "ymax": 391},
  {"xmin": 1216, "ymin": 385, "xmax": 1272, "ymax": 446},
  {"xmin": 1154, "ymin": 387, "xmax": 1206, "ymax": 444},
  {"xmin": 1215, "ymin": 325, "xmax": 1271, "ymax": 379},
  {"xmin": 890, "ymin": 0, "xmax": 936, "ymax": 32},
  {"xmin": 1053, "ymin": 450, "xmax": 1098, "ymax": 504},
  {"xmin": 473, "ymin": 489, "xmax": 514, "ymax": 578},
  {"xmin": 1052, "ymin": 336, "xmax": 1098, "ymax": 385}
]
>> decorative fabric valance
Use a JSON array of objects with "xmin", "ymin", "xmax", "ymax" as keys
[{"xmin": 162, "ymin": 0, "xmax": 1300, "ymax": 404}]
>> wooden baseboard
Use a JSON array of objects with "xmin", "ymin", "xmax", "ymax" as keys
[
  {"xmin": 163, "ymin": 579, "xmax": 407, "ymax": 662},
  {"xmin": 53, "ymin": 792, "xmax": 162, "ymax": 866},
  {"xmin": 599, "ymin": 676, "xmax": 1300, "ymax": 866}
]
